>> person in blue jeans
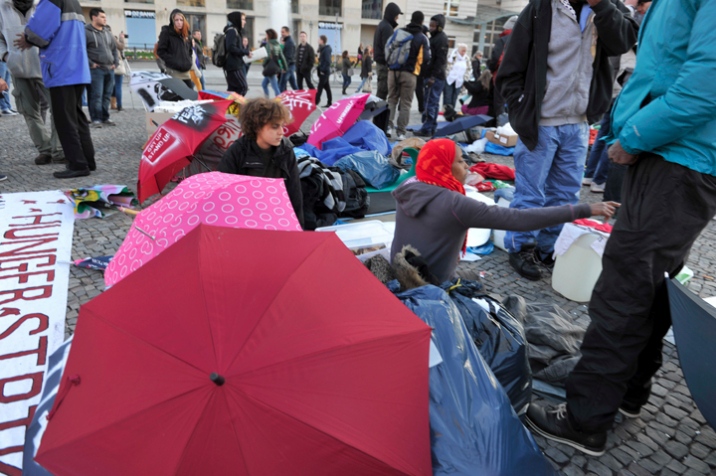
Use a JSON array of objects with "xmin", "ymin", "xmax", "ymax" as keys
[
  {"xmin": 0, "ymin": 61, "xmax": 16, "ymax": 114},
  {"xmin": 582, "ymin": 108, "xmax": 612, "ymax": 193},
  {"xmin": 414, "ymin": 14, "xmax": 448, "ymax": 137},
  {"xmin": 279, "ymin": 26, "xmax": 298, "ymax": 92},
  {"xmin": 496, "ymin": 0, "xmax": 637, "ymax": 281},
  {"xmin": 85, "ymin": 8, "xmax": 118, "ymax": 127},
  {"xmin": 261, "ymin": 29, "xmax": 285, "ymax": 98},
  {"xmin": 340, "ymin": 50, "xmax": 352, "ymax": 95}
]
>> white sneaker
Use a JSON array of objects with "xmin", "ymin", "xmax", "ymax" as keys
[
  {"xmin": 1, "ymin": 109, "xmax": 18, "ymax": 116},
  {"xmin": 590, "ymin": 182, "xmax": 605, "ymax": 193},
  {"xmin": 582, "ymin": 177, "xmax": 593, "ymax": 186},
  {"xmin": 396, "ymin": 133, "xmax": 406, "ymax": 141}
]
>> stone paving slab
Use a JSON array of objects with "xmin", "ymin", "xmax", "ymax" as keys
[{"xmin": 1, "ymin": 107, "xmax": 715, "ymax": 475}]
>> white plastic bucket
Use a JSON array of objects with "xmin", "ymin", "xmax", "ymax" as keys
[{"xmin": 551, "ymin": 233, "xmax": 604, "ymax": 302}]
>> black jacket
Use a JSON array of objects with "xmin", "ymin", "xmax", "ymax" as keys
[
  {"xmin": 464, "ymin": 79, "xmax": 491, "ymax": 109},
  {"xmin": 218, "ymin": 136, "xmax": 305, "ymax": 228},
  {"xmin": 487, "ymin": 33, "xmax": 510, "ymax": 74},
  {"xmin": 296, "ymin": 43, "xmax": 315, "ymax": 75},
  {"xmin": 224, "ymin": 25, "xmax": 250, "ymax": 72},
  {"xmin": 157, "ymin": 11, "xmax": 192, "ymax": 73},
  {"xmin": 496, "ymin": 0, "xmax": 638, "ymax": 150},
  {"xmin": 317, "ymin": 44, "xmax": 332, "ymax": 74},
  {"xmin": 394, "ymin": 23, "xmax": 430, "ymax": 75},
  {"xmin": 360, "ymin": 54, "xmax": 373, "ymax": 79},
  {"xmin": 373, "ymin": 2, "xmax": 401, "ymax": 65},
  {"xmin": 424, "ymin": 15, "xmax": 448, "ymax": 80},
  {"xmin": 282, "ymin": 35, "xmax": 296, "ymax": 65}
]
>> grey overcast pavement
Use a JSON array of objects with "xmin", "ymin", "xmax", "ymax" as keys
[{"xmin": 1, "ymin": 62, "xmax": 715, "ymax": 476}]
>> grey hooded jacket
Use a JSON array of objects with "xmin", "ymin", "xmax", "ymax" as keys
[
  {"xmin": 85, "ymin": 22, "xmax": 118, "ymax": 68},
  {"xmin": 0, "ymin": 0, "xmax": 41, "ymax": 79}
]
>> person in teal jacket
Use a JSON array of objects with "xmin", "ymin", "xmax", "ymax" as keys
[{"xmin": 525, "ymin": 0, "xmax": 716, "ymax": 457}]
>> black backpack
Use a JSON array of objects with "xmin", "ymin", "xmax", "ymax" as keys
[{"xmin": 212, "ymin": 28, "xmax": 234, "ymax": 68}]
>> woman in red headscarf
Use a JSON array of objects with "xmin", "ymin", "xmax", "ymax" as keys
[{"xmin": 390, "ymin": 138, "xmax": 618, "ymax": 283}]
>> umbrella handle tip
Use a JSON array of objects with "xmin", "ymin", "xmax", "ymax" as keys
[{"xmin": 210, "ymin": 373, "xmax": 225, "ymax": 386}]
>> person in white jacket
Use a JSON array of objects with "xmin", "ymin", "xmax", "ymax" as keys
[
  {"xmin": 0, "ymin": 0, "xmax": 64, "ymax": 165},
  {"xmin": 442, "ymin": 43, "xmax": 472, "ymax": 111}
]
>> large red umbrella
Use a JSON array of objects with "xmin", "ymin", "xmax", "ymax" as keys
[
  {"xmin": 137, "ymin": 99, "xmax": 234, "ymax": 203},
  {"xmin": 278, "ymin": 89, "xmax": 317, "ymax": 135},
  {"xmin": 36, "ymin": 225, "xmax": 432, "ymax": 476},
  {"xmin": 308, "ymin": 93, "xmax": 371, "ymax": 148}
]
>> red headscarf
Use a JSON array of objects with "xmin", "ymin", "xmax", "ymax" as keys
[
  {"xmin": 415, "ymin": 138, "xmax": 468, "ymax": 255},
  {"xmin": 416, "ymin": 138, "xmax": 465, "ymax": 195}
]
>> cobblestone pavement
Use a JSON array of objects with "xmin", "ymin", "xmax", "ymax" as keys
[{"xmin": 1, "ymin": 104, "xmax": 715, "ymax": 476}]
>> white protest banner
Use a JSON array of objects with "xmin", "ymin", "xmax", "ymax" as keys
[{"xmin": 0, "ymin": 191, "xmax": 74, "ymax": 475}]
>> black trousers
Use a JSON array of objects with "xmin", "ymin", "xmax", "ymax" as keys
[
  {"xmin": 49, "ymin": 84, "xmax": 95, "ymax": 171},
  {"xmin": 296, "ymin": 71, "xmax": 314, "ymax": 90},
  {"xmin": 415, "ymin": 75, "xmax": 425, "ymax": 113},
  {"xmin": 225, "ymin": 69, "xmax": 248, "ymax": 96},
  {"xmin": 373, "ymin": 62, "xmax": 389, "ymax": 132},
  {"xmin": 315, "ymin": 72, "xmax": 332, "ymax": 105},
  {"xmin": 566, "ymin": 154, "xmax": 716, "ymax": 432}
]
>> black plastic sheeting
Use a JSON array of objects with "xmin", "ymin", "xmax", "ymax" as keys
[
  {"xmin": 395, "ymin": 284, "xmax": 556, "ymax": 476},
  {"xmin": 441, "ymin": 280, "xmax": 532, "ymax": 415}
]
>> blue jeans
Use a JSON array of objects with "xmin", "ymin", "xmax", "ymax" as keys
[
  {"xmin": 199, "ymin": 71, "xmax": 206, "ymax": 91},
  {"xmin": 342, "ymin": 73, "xmax": 352, "ymax": 92},
  {"xmin": 88, "ymin": 67, "xmax": 114, "ymax": 122},
  {"xmin": 505, "ymin": 123, "xmax": 589, "ymax": 255},
  {"xmin": 421, "ymin": 78, "xmax": 445, "ymax": 132},
  {"xmin": 262, "ymin": 75, "xmax": 280, "ymax": 97},
  {"xmin": 0, "ymin": 62, "xmax": 12, "ymax": 110},
  {"xmin": 443, "ymin": 82, "xmax": 460, "ymax": 109},
  {"xmin": 584, "ymin": 110, "xmax": 612, "ymax": 185},
  {"xmin": 279, "ymin": 64, "xmax": 297, "ymax": 92},
  {"xmin": 113, "ymin": 73, "xmax": 123, "ymax": 109}
]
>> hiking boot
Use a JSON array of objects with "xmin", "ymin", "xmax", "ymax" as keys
[
  {"xmin": 590, "ymin": 182, "xmax": 605, "ymax": 193},
  {"xmin": 34, "ymin": 153, "xmax": 52, "ymax": 165},
  {"xmin": 54, "ymin": 168, "xmax": 90, "ymax": 179},
  {"xmin": 534, "ymin": 249, "xmax": 555, "ymax": 270},
  {"xmin": 525, "ymin": 401, "xmax": 607, "ymax": 457},
  {"xmin": 509, "ymin": 246, "xmax": 542, "ymax": 281},
  {"xmin": 412, "ymin": 128, "xmax": 434, "ymax": 138},
  {"xmin": 618, "ymin": 401, "xmax": 642, "ymax": 419}
]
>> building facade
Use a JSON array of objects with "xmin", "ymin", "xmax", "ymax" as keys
[{"xmin": 83, "ymin": 0, "xmax": 525, "ymax": 60}]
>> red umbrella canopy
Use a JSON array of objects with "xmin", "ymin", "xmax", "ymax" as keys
[
  {"xmin": 36, "ymin": 225, "xmax": 432, "ymax": 476},
  {"xmin": 278, "ymin": 89, "xmax": 317, "ymax": 136},
  {"xmin": 138, "ymin": 100, "xmax": 234, "ymax": 203}
]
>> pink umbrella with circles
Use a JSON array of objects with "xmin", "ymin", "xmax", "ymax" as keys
[{"xmin": 105, "ymin": 172, "xmax": 302, "ymax": 288}]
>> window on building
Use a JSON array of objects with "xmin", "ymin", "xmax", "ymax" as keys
[
  {"xmin": 177, "ymin": 0, "xmax": 204, "ymax": 7},
  {"xmin": 291, "ymin": 0, "xmax": 299, "ymax": 14},
  {"xmin": 319, "ymin": 0, "xmax": 341, "ymax": 16},
  {"xmin": 447, "ymin": 36, "xmax": 456, "ymax": 49},
  {"xmin": 244, "ymin": 17, "xmax": 256, "ymax": 48},
  {"xmin": 124, "ymin": 0, "xmax": 153, "ymax": 5},
  {"xmin": 444, "ymin": 0, "xmax": 459, "ymax": 17},
  {"xmin": 227, "ymin": 0, "xmax": 253, "ymax": 10},
  {"xmin": 184, "ymin": 14, "xmax": 205, "ymax": 40},
  {"xmin": 361, "ymin": 0, "xmax": 381, "ymax": 19}
]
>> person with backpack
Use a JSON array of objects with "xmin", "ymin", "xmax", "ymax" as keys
[
  {"xmin": 218, "ymin": 97, "xmax": 304, "ymax": 228},
  {"xmin": 262, "ymin": 29, "xmax": 286, "ymax": 98},
  {"xmin": 487, "ymin": 16, "xmax": 516, "ymax": 120},
  {"xmin": 386, "ymin": 11, "xmax": 430, "ymax": 141},
  {"xmin": 295, "ymin": 31, "xmax": 315, "ymax": 89},
  {"xmin": 315, "ymin": 35, "xmax": 332, "ymax": 107},
  {"xmin": 413, "ymin": 14, "xmax": 449, "ymax": 138},
  {"xmin": 372, "ymin": 2, "xmax": 402, "ymax": 135},
  {"xmin": 222, "ymin": 11, "xmax": 251, "ymax": 96}
]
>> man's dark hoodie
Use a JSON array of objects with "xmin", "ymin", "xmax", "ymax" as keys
[
  {"xmin": 496, "ymin": 0, "xmax": 638, "ymax": 150},
  {"xmin": 373, "ymin": 2, "xmax": 401, "ymax": 65},
  {"xmin": 423, "ymin": 14, "xmax": 448, "ymax": 81},
  {"xmin": 224, "ymin": 11, "xmax": 250, "ymax": 72},
  {"xmin": 157, "ymin": 9, "xmax": 193, "ymax": 73}
]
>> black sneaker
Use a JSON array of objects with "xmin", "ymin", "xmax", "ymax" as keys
[
  {"xmin": 509, "ymin": 246, "xmax": 542, "ymax": 281},
  {"xmin": 525, "ymin": 401, "xmax": 607, "ymax": 456},
  {"xmin": 618, "ymin": 401, "xmax": 641, "ymax": 419},
  {"xmin": 34, "ymin": 154, "xmax": 52, "ymax": 165},
  {"xmin": 54, "ymin": 168, "xmax": 90, "ymax": 179},
  {"xmin": 534, "ymin": 249, "xmax": 555, "ymax": 269}
]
